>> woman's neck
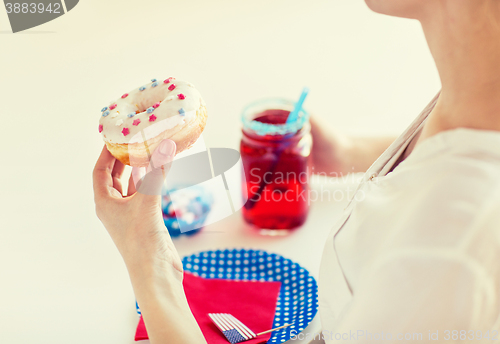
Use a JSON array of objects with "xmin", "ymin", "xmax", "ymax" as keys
[{"xmin": 417, "ymin": 1, "xmax": 500, "ymax": 142}]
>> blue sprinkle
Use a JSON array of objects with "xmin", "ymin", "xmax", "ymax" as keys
[
  {"xmin": 152, "ymin": 82, "xmax": 158, "ymax": 87},
  {"xmin": 178, "ymin": 108, "xmax": 185, "ymax": 116},
  {"xmin": 102, "ymin": 111, "xmax": 110, "ymax": 117},
  {"xmin": 101, "ymin": 106, "xmax": 108, "ymax": 112},
  {"xmin": 139, "ymin": 86, "xmax": 146, "ymax": 91},
  {"xmin": 146, "ymin": 107, "xmax": 154, "ymax": 113},
  {"xmin": 151, "ymin": 79, "xmax": 157, "ymax": 82},
  {"xmin": 127, "ymin": 113, "xmax": 135, "ymax": 118}
]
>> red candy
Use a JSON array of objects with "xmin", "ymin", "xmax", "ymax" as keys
[
  {"xmin": 121, "ymin": 93, "xmax": 128, "ymax": 99},
  {"xmin": 122, "ymin": 127, "xmax": 130, "ymax": 136},
  {"xmin": 133, "ymin": 119, "xmax": 141, "ymax": 126},
  {"xmin": 163, "ymin": 77, "xmax": 174, "ymax": 84},
  {"xmin": 149, "ymin": 114, "xmax": 157, "ymax": 122},
  {"xmin": 98, "ymin": 124, "xmax": 103, "ymax": 133},
  {"xmin": 109, "ymin": 104, "xmax": 117, "ymax": 110},
  {"xmin": 177, "ymin": 93, "xmax": 185, "ymax": 100},
  {"xmin": 153, "ymin": 102, "xmax": 161, "ymax": 108},
  {"xmin": 168, "ymin": 84, "xmax": 176, "ymax": 91}
]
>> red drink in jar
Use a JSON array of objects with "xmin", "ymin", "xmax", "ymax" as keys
[{"xmin": 240, "ymin": 99, "xmax": 312, "ymax": 234}]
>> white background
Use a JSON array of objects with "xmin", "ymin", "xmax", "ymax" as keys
[{"xmin": 0, "ymin": 0, "xmax": 440, "ymax": 343}]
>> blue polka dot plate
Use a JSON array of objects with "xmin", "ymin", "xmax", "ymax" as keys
[{"xmin": 181, "ymin": 249, "xmax": 318, "ymax": 343}]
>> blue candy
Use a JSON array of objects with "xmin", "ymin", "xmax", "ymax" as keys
[
  {"xmin": 102, "ymin": 111, "xmax": 110, "ymax": 117},
  {"xmin": 152, "ymin": 82, "xmax": 158, "ymax": 87},
  {"xmin": 160, "ymin": 185, "xmax": 213, "ymax": 237},
  {"xmin": 139, "ymin": 86, "xmax": 146, "ymax": 91},
  {"xmin": 151, "ymin": 78, "xmax": 157, "ymax": 82},
  {"xmin": 146, "ymin": 107, "xmax": 154, "ymax": 114},
  {"xmin": 127, "ymin": 113, "xmax": 135, "ymax": 118},
  {"xmin": 178, "ymin": 108, "xmax": 185, "ymax": 116},
  {"xmin": 101, "ymin": 106, "xmax": 108, "ymax": 112}
]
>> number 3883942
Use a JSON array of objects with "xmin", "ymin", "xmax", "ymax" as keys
[{"xmin": 5, "ymin": 3, "xmax": 61, "ymax": 14}]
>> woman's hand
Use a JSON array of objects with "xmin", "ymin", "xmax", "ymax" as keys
[
  {"xmin": 309, "ymin": 115, "xmax": 352, "ymax": 176},
  {"xmin": 310, "ymin": 116, "xmax": 397, "ymax": 175},
  {"xmin": 92, "ymin": 139, "xmax": 182, "ymax": 276},
  {"xmin": 92, "ymin": 140, "xmax": 206, "ymax": 344}
]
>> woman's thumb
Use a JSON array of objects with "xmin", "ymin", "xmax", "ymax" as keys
[
  {"xmin": 151, "ymin": 139, "xmax": 176, "ymax": 169},
  {"xmin": 135, "ymin": 139, "xmax": 176, "ymax": 196}
]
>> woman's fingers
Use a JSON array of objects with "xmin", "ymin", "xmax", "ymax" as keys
[
  {"xmin": 95, "ymin": 140, "xmax": 176, "ymax": 200},
  {"xmin": 127, "ymin": 173, "xmax": 137, "ymax": 196},
  {"xmin": 93, "ymin": 145, "xmax": 116, "ymax": 199},
  {"xmin": 131, "ymin": 165, "xmax": 147, "ymax": 193},
  {"xmin": 112, "ymin": 159, "xmax": 126, "ymax": 196}
]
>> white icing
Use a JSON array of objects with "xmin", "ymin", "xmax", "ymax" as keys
[
  {"xmin": 128, "ymin": 115, "xmax": 187, "ymax": 144},
  {"xmin": 99, "ymin": 79, "xmax": 204, "ymax": 144}
]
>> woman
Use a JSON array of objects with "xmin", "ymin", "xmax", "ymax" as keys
[{"xmin": 93, "ymin": 0, "xmax": 500, "ymax": 343}]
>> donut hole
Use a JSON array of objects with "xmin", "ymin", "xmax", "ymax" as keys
[{"xmin": 134, "ymin": 89, "xmax": 169, "ymax": 113}]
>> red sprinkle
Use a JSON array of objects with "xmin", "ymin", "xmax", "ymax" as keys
[
  {"xmin": 121, "ymin": 93, "xmax": 128, "ymax": 99},
  {"xmin": 122, "ymin": 127, "xmax": 130, "ymax": 136},
  {"xmin": 133, "ymin": 119, "xmax": 141, "ymax": 126},
  {"xmin": 109, "ymin": 104, "xmax": 117, "ymax": 110},
  {"xmin": 153, "ymin": 102, "xmax": 161, "ymax": 108},
  {"xmin": 149, "ymin": 114, "xmax": 157, "ymax": 122},
  {"xmin": 177, "ymin": 93, "xmax": 185, "ymax": 100},
  {"xmin": 98, "ymin": 124, "xmax": 103, "ymax": 133},
  {"xmin": 163, "ymin": 78, "xmax": 172, "ymax": 84},
  {"xmin": 168, "ymin": 84, "xmax": 176, "ymax": 91}
]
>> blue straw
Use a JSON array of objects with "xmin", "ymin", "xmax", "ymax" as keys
[{"xmin": 286, "ymin": 87, "xmax": 310, "ymax": 124}]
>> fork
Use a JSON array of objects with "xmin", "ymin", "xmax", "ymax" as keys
[{"xmin": 208, "ymin": 313, "xmax": 292, "ymax": 344}]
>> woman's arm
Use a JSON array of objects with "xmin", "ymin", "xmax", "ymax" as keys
[
  {"xmin": 127, "ymin": 254, "xmax": 205, "ymax": 344},
  {"xmin": 310, "ymin": 116, "xmax": 397, "ymax": 175},
  {"xmin": 92, "ymin": 140, "xmax": 206, "ymax": 344}
]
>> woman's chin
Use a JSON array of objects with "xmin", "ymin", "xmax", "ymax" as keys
[{"xmin": 364, "ymin": 0, "xmax": 421, "ymax": 19}]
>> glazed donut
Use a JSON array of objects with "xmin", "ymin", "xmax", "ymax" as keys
[{"xmin": 98, "ymin": 77, "xmax": 207, "ymax": 167}]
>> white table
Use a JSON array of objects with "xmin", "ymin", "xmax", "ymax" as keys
[
  {"xmin": 0, "ymin": 0, "xmax": 440, "ymax": 343},
  {"xmin": 172, "ymin": 176, "xmax": 355, "ymax": 344}
]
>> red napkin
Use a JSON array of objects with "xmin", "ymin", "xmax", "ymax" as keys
[{"xmin": 135, "ymin": 271, "xmax": 282, "ymax": 343}]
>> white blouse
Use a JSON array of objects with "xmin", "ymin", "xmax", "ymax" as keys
[{"xmin": 318, "ymin": 94, "xmax": 500, "ymax": 343}]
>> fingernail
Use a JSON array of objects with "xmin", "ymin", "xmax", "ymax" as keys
[{"xmin": 159, "ymin": 140, "xmax": 175, "ymax": 156}]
